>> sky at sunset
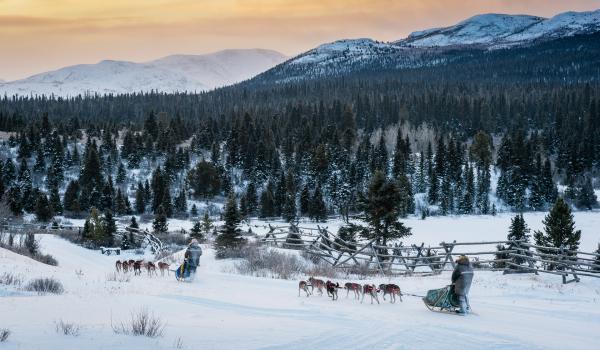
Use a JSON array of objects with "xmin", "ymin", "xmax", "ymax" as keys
[{"xmin": 1, "ymin": 0, "xmax": 599, "ymax": 80}]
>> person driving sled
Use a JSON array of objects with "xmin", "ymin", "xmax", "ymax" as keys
[
  {"xmin": 451, "ymin": 255, "xmax": 473, "ymax": 315},
  {"xmin": 183, "ymin": 239, "xmax": 202, "ymax": 276}
]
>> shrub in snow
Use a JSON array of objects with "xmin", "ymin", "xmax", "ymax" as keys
[
  {"xmin": 106, "ymin": 272, "xmax": 131, "ymax": 283},
  {"xmin": 55, "ymin": 320, "xmax": 81, "ymax": 336},
  {"xmin": 235, "ymin": 245, "xmax": 304, "ymax": 279},
  {"xmin": 0, "ymin": 329, "xmax": 9, "ymax": 342},
  {"xmin": 25, "ymin": 278, "xmax": 64, "ymax": 294},
  {"xmin": 112, "ymin": 308, "xmax": 165, "ymax": 338},
  {"xmin": 0, "ymin": 272, "xmax": 24, "ymax": 287}
]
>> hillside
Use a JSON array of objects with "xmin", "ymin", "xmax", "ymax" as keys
[{"xmin": 0, "ymin": 49, "xmax": 286, "ymax": 97}]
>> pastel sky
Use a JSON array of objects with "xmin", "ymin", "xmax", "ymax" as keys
[{"xmin": 1, "ymin": 0, "xmax": 599, "ymax": 80}]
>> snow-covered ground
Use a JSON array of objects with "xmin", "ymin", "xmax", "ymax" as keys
[{"xmin": 1, "ymin": 219, "xmax": 599, "ymax": 349}]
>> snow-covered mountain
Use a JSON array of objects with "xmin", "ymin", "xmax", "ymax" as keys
[
  {"xmin": 399, "ymin": 9, "xmax": 600, "ymax": 47},
  {"xmin": 258, "ymin": 9, "xmax": 600, "ymax": 84},
  {"xmin": 0, "ymin": 49, "xmax": 286, "ymax": 97}
]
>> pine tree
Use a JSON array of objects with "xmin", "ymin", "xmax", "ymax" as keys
[
  {"xmin": 259, "ymin": 182, "xmax": 275, "ymax": 218},
  {"xmin": 396, "ymin": 173, "xmax": 414, "ymax": 217},
  {"xmin": 49, "ymin": 184, "xmax": 63, "ymax": 215},
  {"xmin": 174, "ymin": 187, "xmax": 188, "ymax": 215},
  {"xmin": 190, "ymin": 221, "xmax": 204, "ymax": 241},
  {"xmin": 7, "ymin": 186, "xmax": 22, "ymax": 216},
  {"xmin": 201, "ymin": 211, "xmax": 214, "ymax": 237},
  {"xmin": 300, "ymin": 185, "xmax": 311, "ymax": 217},
  {"xmin": 310, "ymin": 184, "xmax": 327, "ymax": 222},
  {"xmin": 35, "ymin": 193, "xmax": 53, "ymax": 222},
  {"xmin": 129, "ymin": 216, "xmax": 139, "ymax": 229},
  {"xmin": 357, "ymin": 171, "xmax": 412, "ymax": 246},
  {"xmin": 63, "ymin": 180, "xmax": 80, "ymax": 213},
  {"xmin": 116, "ymin": 162, "xmax": 126, "ymax": 185},
  {"xmin": 190, "ymin": 203, "xmax": 198, "ymax": 216},
  {"xmin": 102, "ymin": 210, "xmax": 117, "ymax": 247},
  {"xmin": 152, "ymin": 205, "xmax": 169, "ymax": 233},
  {"xmin": 534, "ymin": 198, "xmax": 581, "ymax": 268},
  {"xmin": 459, "ymin": 164, "xmax": 475, "ymax": 214},
  {"xmin": 245, "ymin": 181, "xmax": 258, "ymax": 216},
  {"xmin": 239, "ymin": 195, "xmax": 248, "ymax": 220},
  {"xmin": 135, "ymin": 182, "xmax": 145, "ymax": 214},
  {"xmin": 576, "ymin": 176, "xmax": 597, "ymax": 210},
  {"xmin": 214, "ymin": 192, "xmax": 245, "ymax": 258}
]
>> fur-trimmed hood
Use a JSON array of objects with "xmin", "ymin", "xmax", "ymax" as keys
[{"xmin": 456, "ymin": 255, "xmax": 470, "ymax": 265}]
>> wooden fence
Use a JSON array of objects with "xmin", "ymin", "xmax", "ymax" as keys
[{"xmin": 260, "ymin": 224, "xmax": 600, "ymax": 284}]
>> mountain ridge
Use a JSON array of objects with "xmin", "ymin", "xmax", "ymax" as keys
[{"xmin": 0, "ymin": 49, "xmax": 287, "ymax": 97}]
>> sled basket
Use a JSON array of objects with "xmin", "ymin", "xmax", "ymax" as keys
[{"xmin": 423, "ymin": 286, "xmax": 460, "ymax": 312}]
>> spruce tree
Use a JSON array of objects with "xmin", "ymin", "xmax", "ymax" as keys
[
  {"xmin": 357, "ymin": 171, "xmax": 412, "ymax": 246},
  {"xmin": 576, "ymin": 177, "xmax": 597, "ymax": 210},
  {"xmin": 116, "ymin": 162, "xmax": 126, "ymax": 185},
  {"xmin": 201, "ymin": 211, "xmax": 214, "ymax": 238},
  {"xmin": 214, "ymin": 192, "xmax": 245, "ymax": 258},
  {"xmin": 63, "ymin": 180, "xmax": 80, "ymax": 214},
  {"xmin": 259, "ymin": 182, "xmax": 275, "ymax": 218},
  {"xmin": 506, "ymin": 214, "xmax": 531, "ymax": 267},
  {"xmin": 245, "ymin": 181, "xmax": 258, "ymax": 216},
  {"xmin": 35, "ymin": 193, "xmax": 53, "ymax": 222},
  {"xmin": 310, "ymin": 184, "xmax": 327, "ymax": 222},
  {"xmin": 135, "ymin": 182, "xmax": 145, "ymax": 214},
  {"xmin": 396, "ymin": 173, "xmax": 414, "ymax": 217},
  {"xmin": 459, "ymin": 164, "xmax": 475, "ymax": 214},
  {"xmin": 152, "ymin": 205, "xmax": 169, "ymax": 233},
  {"xmin": 190, "ymin": 203, "xmax": 198, "ymax": 216},
  {"xmin": 102, "ymin": 210, "xmax": 117, "ymax": 247},
  {"xmin": 7, "ymin": 186, "xmax": 22, "ymax": 216},
  {"xmin": 534, "ymin": 198, "xmax": 581, "ymax": 268},
  {"xmin": 190, "ymin": 221, "xmax": 204, "ymax": 241},
  {"xmin": 49, "ymin": 184, "xmax": 63, "ymax": 215},
  {"xmin": 300, "ymin": 185, "xmax": 311, "ymax": 217}
]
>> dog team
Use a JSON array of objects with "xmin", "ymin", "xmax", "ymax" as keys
[
  {"xmin": 299, "ymin": 277, "xmax": 402, "ymax": 304},
  {"xmin": 114, "ymin": 259, "xmax": 170, "ymax": 277}
]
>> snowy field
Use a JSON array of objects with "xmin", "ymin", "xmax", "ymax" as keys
[{"xmin": 1, "ymin": 212, "xmax": 600, "ymax": 350}]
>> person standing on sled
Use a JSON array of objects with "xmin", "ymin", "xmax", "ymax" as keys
[
  {"xmin": 451, "ymin": 255, "xmax": 473, "ymax": 315},
  {"xmin": 184, "ymin": 239, "xmax": 202, "ymax": 276}
]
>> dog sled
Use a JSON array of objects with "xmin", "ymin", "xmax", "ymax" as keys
[
  {"xmin": 422, "ymin": 285, "xmax": 469, "ymax": 315},
  {"xmin": 175, "ymin": 261, "xmax": 196, "ymax": 282}
]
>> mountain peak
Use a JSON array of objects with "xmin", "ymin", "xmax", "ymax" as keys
[{"xmin": 399, "ymin": 9, "xmax": 599, "ymax": 47}]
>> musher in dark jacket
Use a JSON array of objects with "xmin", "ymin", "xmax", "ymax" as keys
[
  {"xmin": 184, "ymin": 239, "xmax": 202, "ymax": 275},
  {"xmin": 451, "ymin": 255, "xmax": 473, "ymax": 315}
]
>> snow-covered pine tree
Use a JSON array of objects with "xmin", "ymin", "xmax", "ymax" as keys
[
  {"xmin": 190, "ymin": 221, "xmax": 204, "ymax": 242},
  {"xmin": 534, "ymin": 198, "xmax": 581, "ymax": 269},
  {"xmin": 397, "ymin": 173, "xmax": 414, "ymax": 217},
  {"xmin": 201, "ymin": 211, "xmax": 213, "ymax": 238},
  {"xmin": 214, "ymin": 191, "xmax": 245, "ymax": 258},
  {"xmin": 310, "ymin": 184, "xmax": 327, "ymax": 222},
  {"xmin": 152, "ymin": 205, "xmax": 168, "ymax": 234},
  {"xmin": 506, "ymin": 214, "xmax": 531, "ymax": 267},
  {"xmin": 35, "ymin": 193, "xmax": 53, "ymax": 222},
  {"xmin": 576, "ymin": 176, "xmax": 597, "ymax": 210}
]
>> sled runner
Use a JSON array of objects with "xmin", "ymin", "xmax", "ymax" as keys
[{"xmin": 422, "ymin": 285, "xmax": 467, "ymax": 315}]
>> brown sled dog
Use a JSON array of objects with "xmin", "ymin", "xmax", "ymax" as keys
[
  {"xmin": 298, "ymin": 280, "xmax": 311, "ymax": 297},
  {"xmin": 344, "ymin": 282, "xmax": 362, "ymax": 299},
  {"xmin": 379, "ymin": 284, "xmax": 403, "ymax": 303},
  {"xmin": 308, "ymin": 277, "xmax": 325, "ymax": 296},
  {"xmin": 361, "ymin": 284, "xmax": 380, "ymax": 304}
]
